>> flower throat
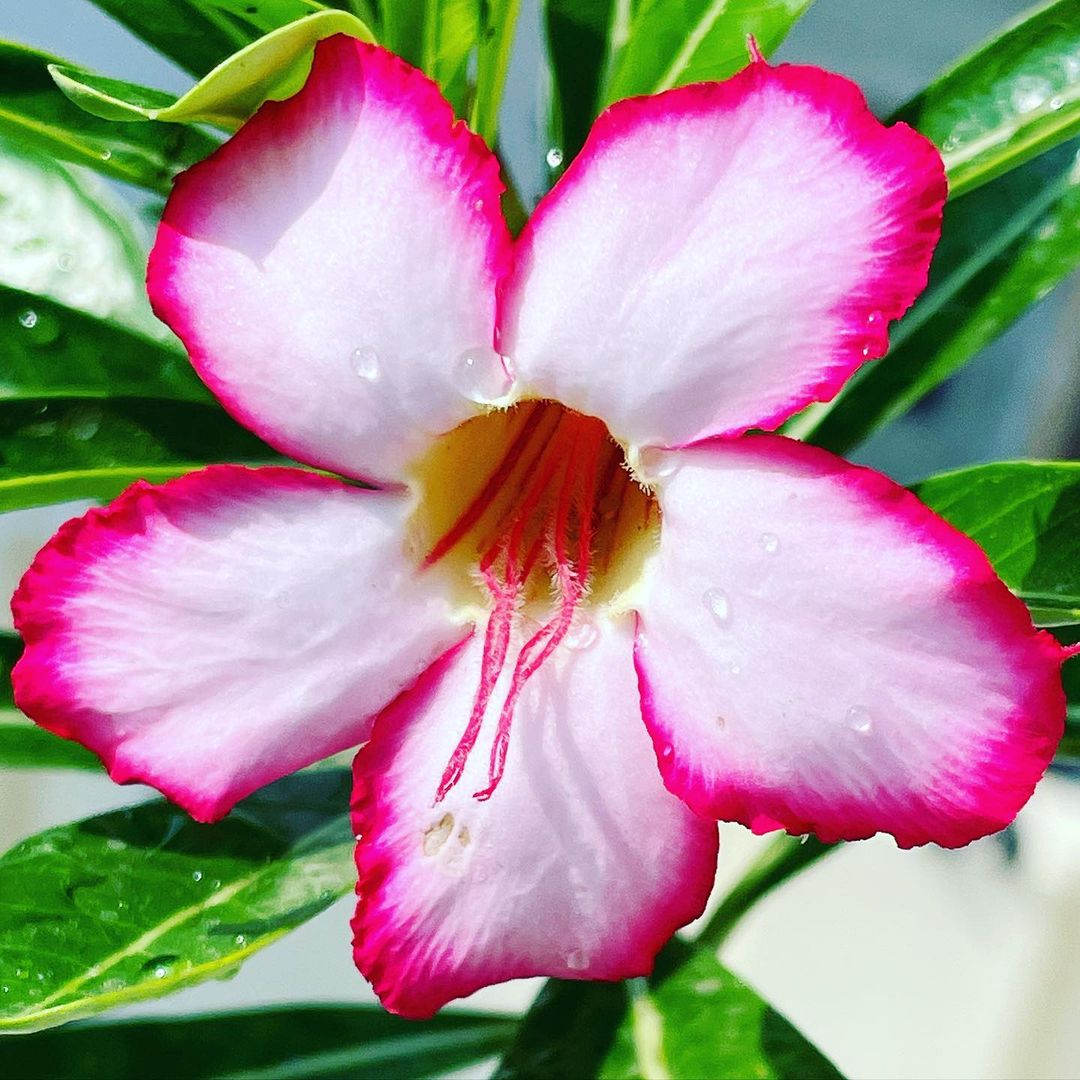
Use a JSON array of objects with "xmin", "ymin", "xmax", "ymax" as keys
[{"xmin": 409, "ymin": 401, "xmax": 659, "ymax": 803}]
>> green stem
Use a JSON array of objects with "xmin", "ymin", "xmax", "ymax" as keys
[{"xmin": 695, "ymin": 834, "xmax": 836, "ymax": 950}]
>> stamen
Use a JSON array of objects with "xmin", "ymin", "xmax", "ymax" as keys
[{"xmin": 418, "ymin": 403, "xmax": 656, "ymax": 804}]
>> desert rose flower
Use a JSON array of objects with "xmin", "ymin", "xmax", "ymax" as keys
[{"xmin": 12, "ymin": 37, "xmax": 1067, "ymax": 1018}]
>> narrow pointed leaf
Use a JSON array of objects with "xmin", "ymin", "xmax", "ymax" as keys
[
  {"xmin": 790, "ymin": 138, "xmax": 1080, "ymax": 452},
  {"xmin": 0, "ymin": 398, "xmax": 273, "ymax": 513},
  {"xmin": 83, "ymin": 1, "xmax": 313, "ymax": 76},
  {"xmin": 0, "ymin": 770, "xmax": 354, "ymax": 1033},
  {"xmin": 471, "ymin": 0, "xmax": 522, "ymax": 145},
  {"xmin": 0, "ymin": 43, "xmax": 217, "ymax": 194},
  {"xmin": 913, "ymin": 462, "xmax": 1080, "ymax": 626},
  {"xmin": 496, "ymin": 941, "xmax": 842, "ymax": 1079},
  {"xmin": 53, "ymin": 11, "xmax": 373, "ymax": 131},
  {"xmin": 0, "ymin": 1006, "xmax": 516, "ymax": 1080},
  {"xmin": 423, "ymin": 0, "xmax": 481, "ymax": 117},
  {"xmin": 904, "ymin": 0, "xmax": 1080, "ymax": 199},
  {"xmin": 602, "ymin": 0, "xmax": 815, "ymax": 105}
]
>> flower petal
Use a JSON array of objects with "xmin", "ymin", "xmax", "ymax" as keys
[
  {"xmin": 149, "ymin": 37, "xmax": 511, "ymax": 484},
  {"xmin": 12, "ymin": 466, "xmax": 464, "ymax": 821},
  {"xmin": 351, "ymin": 617, "xmax": 717, "ymax": 1017},
  {"xmin": 633, "ymin": 437, "xmax": 1065, "ymax": 848},
  {"xmin": 500, "ymin": 60, "xmax": 945, "ymax": 449}
]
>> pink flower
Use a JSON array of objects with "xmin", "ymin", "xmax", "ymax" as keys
[{"xmin": 11, "ymin": 38, "xmax": 1067, "ymax": 1018}]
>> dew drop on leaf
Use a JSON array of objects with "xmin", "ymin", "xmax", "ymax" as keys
[{"xmin": 546, "ymin": 147, "xmax": 564, "ymax": 169}]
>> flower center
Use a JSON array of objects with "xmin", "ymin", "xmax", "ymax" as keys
[{"xmin": 407, "ymin": 401, "xmax": 660, "ymax": 801}]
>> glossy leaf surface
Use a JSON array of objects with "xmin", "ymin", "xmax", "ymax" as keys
[
  {"xmin": 0, "ymin": 42, "xmax": 217, "ymax": 194},
  {"xmin": 906, "ymin": 0, "xmax": 1080, "ymax": 198},
  {"xmin": 790, "ymin": 139, "xmax": 1080, "ymax": 452},
  {"xmin": 496, "ymin": 941, "xmax": 842, "ymax": 1079},
  {"xmin": 53, "ymin": 10, "xmax": 373, "ymax": 130},
  {"xmin": 914, "ymin": 462, "xmax": 1080, "ymax": 626},
  {"xmin": 0, "ymin": 1005, "xmax": 515, "ymax": 1080},
  {"xmin": 0, "ymin": 770, "xmax": 354, "ymax": 1033}
]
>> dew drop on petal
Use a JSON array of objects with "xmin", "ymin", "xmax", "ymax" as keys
[
  {"xmin": 566, "ymin": 949, "xmax": 589, "ymax": 970},
  {"xmin": 637, "ymin": 446, "xmax": 678, "ymax": 483},
  {"xmin": 660, "ymin": 743, "xmax": 674, "ymax": 760},
  {"xmin": 57, "ymin": 251, "xmax": 76, "ymax": 273},
  {"xmin": 846, "ymin": 705, "xmax": 872, "ymax": 734},
  {"xmin": 759, "ymin": 532, "xmax": 780, "ymax": 555},
  {"xmin": 349, "ymin": 346, "xmax": 380, "ymax": 381},
  {"xmin": 702, "ymin": 587, "xmax": 730, "ymax": 626},
  {"xmin": 728, "ymin": 660, "xmax": 741, "ymax": 675},
  {"xmin": 866, "ymin": 310, "xmax": 882, "ymax": 326},
  {"xmin": 565, "ymin": 621, "xmax": 598, "ymax": 651},
  {"xmin": 546, "ymin": 147, "xmax": 564, "ymax": 169},
  {"xmin": 453, "ymin": 346, "xmax": 515, "ymax": 404}
]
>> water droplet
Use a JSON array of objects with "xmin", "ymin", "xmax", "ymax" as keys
[
  {"xmin": 866, "ymin": 310, "xmax": 882, "ymax": 326},
  {"xmin": 62, "ymin": 405, "xmax": 101, "ymax": 441},
  {"xmin": 210, "ymin": 879, "xmax": 222, "ymax": 890},
  {"xmin": 14, "ymin": 969, "xmax": 26, "ymax": 979},
  {"xmin": 1050, "ymin": 95, "xmax": 1065, "ymax": 111},
  {"xmin": 100, "ymin": 149, "xmax": 112, "ymax": 161},
  {"xmin": 846, "ymin": 705, "xmax": 872, "ymax": 734},
  {"xmin": 728, "ymin": 660, "xmax": 741, "ymax": 675},
  {"xmin": 759, "ymin": 532, "xmax": 779, "ymax": 554},
  {"xmin": 861, "ymin": 343, "xmax": 872, "ymax": 358},
  {"xmin": 191, "ymin": 870, "xmax": 203, "ymax": 883},
  {"xmin": 234, "ymin": 934, "xmax": 247, "ymax": 947},
  {"xmin": 546, "ymin": 147, "xmax": 564, "ymax": 169},
  {"xmin": 56, "ymin": 251, "xmax": 76, "ymax": 272},
  {"xmin": 566, "ymin": 948, "xmax": 588, "ymax": 970},
  {"xmin": 660, "ymin": 743, "xmax": 674, "ymax": 760},
  {"xmin": 799, "ymin": 834, "xmax": 810, "ymax": 845},
  {"xmin": 565, "ymin": 621, "xmax": 597, "ymax": 651},
  {"xmin": 702, "ymin": 587, "xmax": 730, "ymax": 626},
  {"xmin": 694, "ymin": 978, "xmax": 721, "ymax": 994},
  {"xmin": 349, "ymin": 346, "xmax": 380, "ymax": 381},
  {"xmin": 35, "ymin": 972, "xmax": 45, "ymax": 982},
  {"xmin": 18, "ymin": 308, "xmax": 62, "ymax": 346},
  {"xmin": 473, "ymin": 197, "xmax": 485, "ymax": 212},
  {"xmin": 636, "ymin": 447, "xmax": 678, "ymax": 483},
  {"xmin": 152, "ymin": 965, "xmax": 169, "ymax": 979},
  {"xmin": 453, "ymin": 346, "xmax": 515, "ymax": 404},
  {"xmin": 941, "ymin": 136, "xmax": 958, "ymax": 153},
  {"xmin": 0, "ymin": 985, "xmax": 8, "ymax": 994},
  {"xmin": 18, "ymin": 309, "xmax": 37, "ymax": 329}
]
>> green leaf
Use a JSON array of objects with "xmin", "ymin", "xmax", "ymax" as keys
[
  {"xmin": 423, "ymin": 0, "xmax": 481, "ymax": 118},
  {"xmin": 0, "ymin": 137, "xmax": 163, "ymax": 342},
  {"xmin": 789, "ymin": 137, "xmax": 1080, "ymax": 453},
  {"xmin": 0, "ymin": 398, "xmax": 273, "ymax": 513},
  {"xmin": 543, "ymin": 1, "xmax": 617, "ymax": 168},
  {"xmin": 0, "ymin": 42, "xmax": 217, "ymax": 195},
  {"xmin": 83, "ymin": 1, "xmax": 316, "ymax": 77},
  {"xmin": 0, "ymin": 770, "xmax": 354, "ymax": 1033},
  {"xmin": 496, "ymin": 941, "xmax": 842, "ymax": 1079},
  {"xmin": 0, "ymin": 1005, "xmax": 515, "ymax": 1080},
  {"xmin": 0, "ymin": 285, "xmax": 208, "ymax": 404},
  {"xmin": 903, "ymin": 0, "xmax": 1080, "ymax": 199},
  {"xmin": 53, "ymin": 10, "xmax": 374, "ymax": 131},
  {"xmin": 602, "ymin": 0, "xmax": 815, "ymax": 105},
  {"xmin": 913, "ymin": 461, "xmax": 1080, "ymax": 626},
  {"xmin": 0, "ymin": 633, "xmax": 98, "ymax": 769},
  {"xmin": 471, "ymin": 0, "xmax": 523, "ymax": 145}
]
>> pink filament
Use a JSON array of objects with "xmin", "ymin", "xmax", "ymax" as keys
[{"xmin": 430, "ymin": 411, "xmax": 606, "ymax": 804}]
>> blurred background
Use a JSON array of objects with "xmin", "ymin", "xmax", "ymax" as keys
[{"xmin": 2, "ymin": 2, "xmax": 1080, "ymax": 1078}]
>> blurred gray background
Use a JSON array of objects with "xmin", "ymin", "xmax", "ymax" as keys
[{"xmin": 4, "ymin": 4, "xmax": 1080, "ymax": 1079}]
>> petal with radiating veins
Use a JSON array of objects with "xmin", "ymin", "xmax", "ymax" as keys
[
  {"xmin": 12, "ymin": 466, "xmax": 466, "ymax": 821},
  {"xmin": 501, "ymin": 59, "xmax": 945, "ymax": 451},
  {"xmin": 149, "ymin": 37, "xmax": 511, "ymax": 484},
  {"xmin": 351, "ymin": 617, "xmax": 718, "ymax": 1017},
  {"xmin": 633, "ymin": 437, "xmax": 1065, "ymax": 849}
]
